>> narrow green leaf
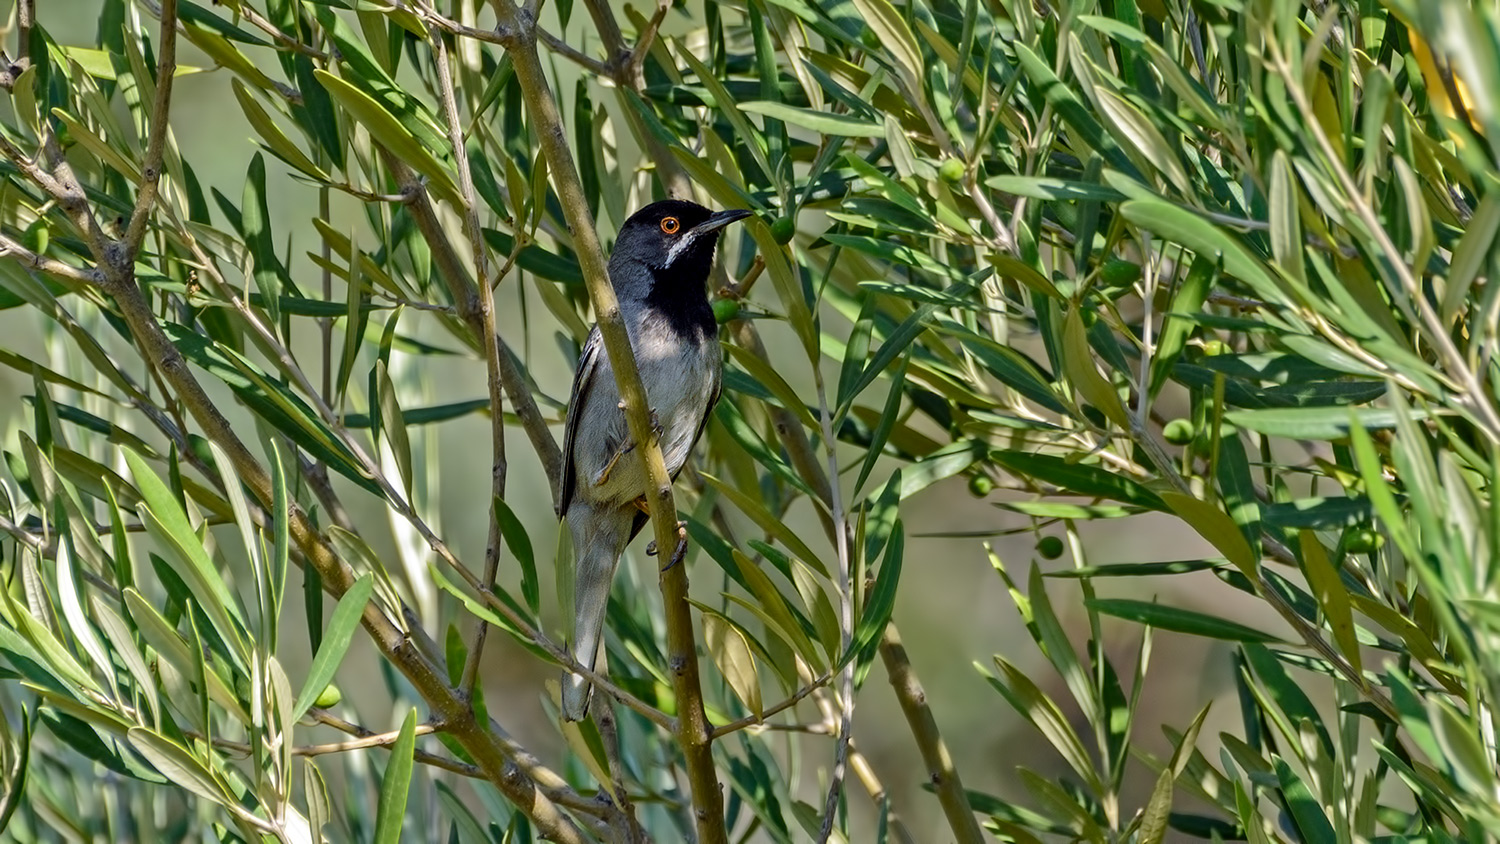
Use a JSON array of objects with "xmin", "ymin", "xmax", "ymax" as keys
[
  {"xmin": 851, "ymin": 0, "xmax": 922, "ymax": 94},
  {"xmin": 292, "ymin": 574, "xmax": 373, "ymax": 721},
  {"xmin": 494, "ymin": 497, "xmax": 539, "ymax": 614},
  {"xmin": 1225, "ymin": 406, "xmax": 1426, "ymax": 439},
  {"xmin": 233, "ymin": 80, "xmax": 326, "ymax": 179},
  {"xmin": 739, "ymin": 101, "xmax": 883, "ymax": 137},
  {"xmin": 1161, "ymin": 492, "xmax": 1258, "ymax": 577},
  {"xmin": 845, "ymin": 520, "xmax": 903, "ymax": 667},
  {"xmin": 703, "ymin": 609, "xmax": 763, "ymax": 719},
  {"xmin": 373, "ymin": 708, "xmax": 417, "ymax": 844},
  {"xmin": 123, "ymin": 450, "xmax": 248, "ymax": 671},
  {"xmin": 374, "ymin": 360, "xmax": 412, "ymax": 496},
  {"xmin": 126, "ymin": 729, "xmax": 231, "ymax": 806},
  {"xmin": 991, "ymin": 451, "xmax": 1167, "ymax": 511},
  {"xmin": 1088, "ymin": 598, "xmax": 1282, "ymax": 642},
  {"xmin": 1063, "ymin": 307, "xmax": 1128, "ymax": 427},
  {"xmin": 724, "ymin": 342, "xmax": 817, "ymax": 431},
  {"xmin": 702, "ymin": 474, "xmax": 824, "ymax": 574},
  {"xmin": 313, "ymin": 70, "xmax": 460, "ymax": 205},
  {"xmin": 1273, "ymin": 757, "xmax": 1337, "ymax": 843},
  {"xmin": 1148, "ymin": 256, "xmax": 1214, "ymax": 401},
  {"xmin": 1120, "ymin": 200, "xmax": 1290, "ymax": 307},
  {"xmin": 1298, "ymin": 531, "xmax": 1360, "ymax": 675},
  {"xmin": 242, "ymin": 152, "xmax": 282, "ymax": 326},
  {"xmin": 1442, "ymin": 190, "xmax": 1499, "ymax": 319}
]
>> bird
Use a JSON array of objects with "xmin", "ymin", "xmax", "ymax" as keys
[{"xmin": 558, "ymin": 199, "xmax": 752, "ymax": 721}]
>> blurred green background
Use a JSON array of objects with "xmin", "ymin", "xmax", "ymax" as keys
[{"xmin": 0, "ymin": 1, "xmax": 1326, "ymax": 839}]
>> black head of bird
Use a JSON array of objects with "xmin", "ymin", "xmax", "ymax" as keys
[{"xmin": 607, "ymin": 199, "xmax": 753, "ymax": 302}]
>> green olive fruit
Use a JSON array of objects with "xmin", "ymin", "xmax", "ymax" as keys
[
  {"xmin": 1099, "ymin": 259, "xmax": 1142, "ymax": 286},
  {"xmin": 1344, "ymin": 528, "xmax": 1385, "ymax": 554},
  {"xmin": 770, "ymin": 216, "xmax": 796, "ymax": 245},
  {"xmin": 1036, "ymin": 535, "xmax": 1065, "ymax": 560},
  {"xmin": 711, "ymin": 298, "xmax": 741, "ymax": 324},
  {"xmin": 968, "ymin": 474, "xmax": 994, "ymax": 497},
  {"xmin": 938, "ymin": 157, "xmax": 966, "ymax": 184},
  {"xmin": 1163, "ymin": 419, "xmax": 1196, "ymax": 445},
  {"xmin": 314, "ymin": 683, "xmax": 343, "ymax": 708}
]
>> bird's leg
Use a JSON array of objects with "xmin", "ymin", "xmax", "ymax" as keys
[
  {"xmin": 591, "ymin": 441, "xmax": 634, "ymax": 488},
  {"xmin": 593, "ymin": 410, "xmax": 662, "ymax": 488}
]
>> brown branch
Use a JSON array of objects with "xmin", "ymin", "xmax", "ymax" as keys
[
  {"xmin": 16, "ymin": 0, "xmax": 32, "ymax": 65},
  {"xmin": 122, "ymin": 0, "xmax": 177, "ymax": 256},
  {"xmin": 428, "ymin": 22, "xmax": 511, "ymax": 704},
  {"xmin": 488, "ymin": 5, "xmax": 727, "ymax": 840},
  {"xmin": 880, "ymin": 625, "xmax": 985, "ymax": 844},
  {"xmin": 0, "ymin": 234, "xmax": 102, "ymax": 284},
  {"xmin": 381, "ymin": 156, "xmax": 563, "ymax": 497},
  {"xmin": 625, "ymin": 0, "xmax": 671, "ymax": 86},
  {"xmin": 538, "ymin": 26, "xmax": 610, "ymax": 76},
  {"xmin": 202, "ymin": 715, "xmax": 481, "ymax": 777}
]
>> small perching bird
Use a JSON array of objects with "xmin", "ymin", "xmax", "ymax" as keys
[{"xmin": 559, "ymin": 199, "xmax": 752, "ymax": 721}]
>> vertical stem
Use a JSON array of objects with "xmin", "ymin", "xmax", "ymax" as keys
[
  {"xmin": 812, "ymin": 339, "xmax": 854, "ymax": 844},
  {"xmin": 495, "ymin": 6, "xmax": 727, "ymax": 841},
  {"xmin": 429, "ymin": 24, "xmax": 509, "ymax": 702},
  {"xmin": 16, "ymin": 0, "xmax": 33, "ymax": 65},
  {"xmin": 122, "ymin": 0, "xmax": 177, "ymax": 256},
  {"xmin": 880, "ymin": 626, "xmax": 985, "ymax": 844}
]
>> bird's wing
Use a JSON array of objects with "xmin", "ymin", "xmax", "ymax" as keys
[
  {"xmin": 679, "ymin": 361, "xmax": 722, "ymax": 482},
  {"xmin": 629, "ymin": 352, "xmax": 721, "ymax": 543},
  {"xmin": 558, "ymin": 326, "xmax": 603, "ymax": 515}
]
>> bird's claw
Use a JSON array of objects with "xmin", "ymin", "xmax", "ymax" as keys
[{"xmin": 647, "ymin": 521, "xmax": 689, "ymax": 571}]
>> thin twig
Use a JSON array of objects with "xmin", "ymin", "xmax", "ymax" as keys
[
  {"xmin": 581, "ymin": 0, "xmax": 691, "ymax": 196},
  {"xmin": 589, "ymin": 694, "xmax": 647, "ymax": 843},
  {"xmin": 429, "ymin": 15, "xmax": 510, "ymax": 706},
  {"xmin": 122, "ymin": 0, "xmax": 177, "ymax": 256},
  {"xmin": 204, "ymin": 716, "xmax": 481, "ymax": 777},
  {"xmin": 812, "ymin": 330, "xmax": 854, "ymax": 844},
  {"xmin": 235, "ymin": 3, "xmax": 328, "ymax": 59},
  {"xmin": 710, "ymin": 669, "xmax": 833, "ymax": 739},
  {"xmin": 0, "ymin": 234, "xmax": 101, "ymax": 284},
  {"xmin": 538, "ymin": 26, "xmax": 610, "ymax": 76},
  {"xmin": 625, "ymin": 0, "xmax": 672, "ymax": 85}
]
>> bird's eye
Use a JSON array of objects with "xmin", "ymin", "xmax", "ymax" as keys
[{"xmin": 660, "ymin": 217, "xmax": 680, "ymax": 234}]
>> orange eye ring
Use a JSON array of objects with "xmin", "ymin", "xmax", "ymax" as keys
[{"xmin": 660, "ymin": 217, "xmax": 680, "ymax": 234}]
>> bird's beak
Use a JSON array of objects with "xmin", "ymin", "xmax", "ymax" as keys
[
  {"xmin": 691, "ymin": 208, "xmax": 753, "ymax": 235},
  {"xmin": 662, "ymin": 208, "xmax": 752, "ymax": 268}
]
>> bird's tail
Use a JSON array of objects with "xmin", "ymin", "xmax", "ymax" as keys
[{"xmin": 561, "ymin": 506, "xmax": 629, "ymax": 721}]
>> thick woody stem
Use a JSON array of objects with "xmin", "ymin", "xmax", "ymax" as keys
[
  {"xmin": 494, "ymin": 4, "xmax": 727, "ymax": 841},
  {"xmin": 880, "ymin": 626, "xmax": 986, "ymax": 844}
]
